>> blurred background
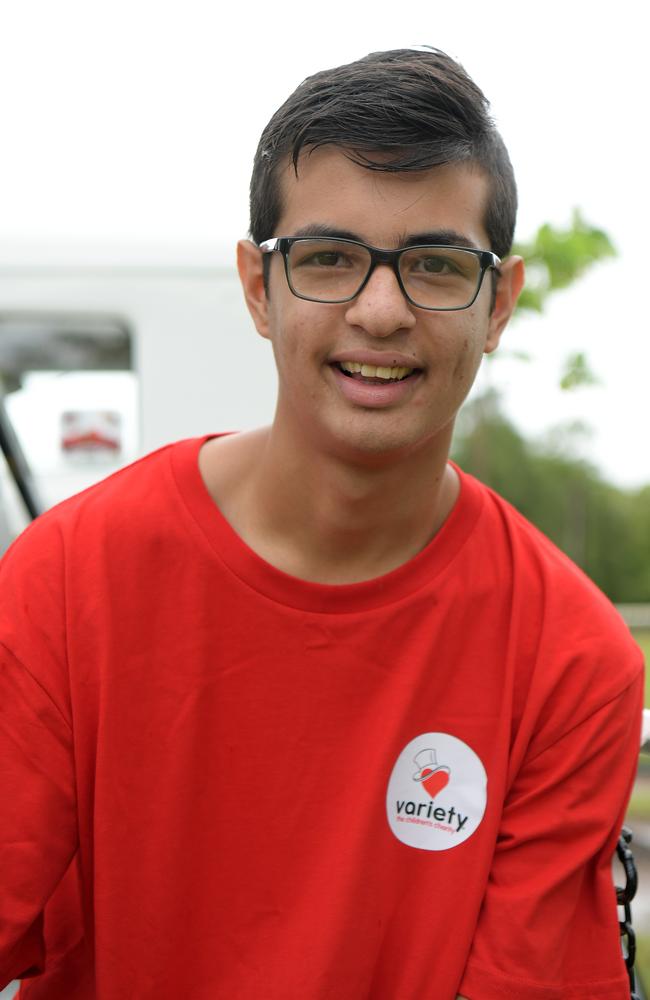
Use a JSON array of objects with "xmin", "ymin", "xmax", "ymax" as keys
[{"xmin": 1, "ymin": 0, "xmax": 648, "ymax": 994}]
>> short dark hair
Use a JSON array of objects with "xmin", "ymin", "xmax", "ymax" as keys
[{"xmin": 249, "ymin": 47, "xmax": 517, "ymax": 260}]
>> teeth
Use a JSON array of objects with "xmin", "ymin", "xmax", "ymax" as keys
[{"xmin": 339, "ymin": 361, "xmax": 415, "ymax": 380}]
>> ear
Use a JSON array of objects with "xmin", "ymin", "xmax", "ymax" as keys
[
  {"xmin": 237, "ymin": 239, "xmax": 271, "ymax": 340},
  {"xmin": 484, "ymin": 255, "xmax": 525, "ymax": 354}
]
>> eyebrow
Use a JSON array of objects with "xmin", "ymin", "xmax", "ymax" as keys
[{"xmin": 290, "ymin": 224, "xmax": 481, "ymax": 251}]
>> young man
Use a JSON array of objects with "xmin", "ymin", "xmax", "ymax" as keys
[{"xmin": 0, "ymin": 48, "xmax": 643, "ymax": 1000}]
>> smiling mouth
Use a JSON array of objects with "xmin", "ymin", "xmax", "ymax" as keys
[{"xmin": 334, "ymin": 361, "xmax": 420, "ymax": 383}]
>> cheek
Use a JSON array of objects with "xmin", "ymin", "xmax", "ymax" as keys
[
  {"xmin": 268, "ymin": 307, "xmax": 327, "ymax": 384},
  {"xmin": 451, "ymin": 325, "xmax": 487, "ymax": 384},
  {"xmin": 452, "ymin": 338, "xmax": 473, "ymax": 383}
]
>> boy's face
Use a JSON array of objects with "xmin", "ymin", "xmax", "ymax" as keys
[{"xmin": 238, "ymin": 147, "xmax": 523, "ymax": 461}]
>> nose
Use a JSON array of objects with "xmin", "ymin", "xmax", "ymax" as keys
[{"xmin": 343, "ymin": 263, "xmax": 416, "ymax": 338}]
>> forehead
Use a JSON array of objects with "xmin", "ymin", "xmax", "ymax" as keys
[{"xmin": 275, "ymin": 147, "xmax": 492, "ymax": 249}]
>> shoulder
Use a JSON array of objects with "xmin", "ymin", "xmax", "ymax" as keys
[
  {"xmin": 0, "ymin": 437, "xmax": 210, "ymax": 605},
  {"xmin": 5, "ymin": 438, "xmax": 200, "ymax": 551},
  {"xmin": 459, "ymin": 468, "xmax": 644, "ymax": 743},
  {"xmin": 462, "ymin": 466, "xmax": 631, "ymax": 627},
  {"xmin": 0, "ymin": 437, "xmax": 208, "ymax": 672}
]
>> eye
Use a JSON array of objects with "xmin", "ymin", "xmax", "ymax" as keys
[
  {"xmin": 413, "ymin": 255, "xmax": 458, "ymax": 275},
  {"xmin": 303, "ymin": 251, "xmax": 347, "ymax": 267},
  {"xmin": 289, "ymin": 239, "xmax": 368, "ymax": 271},
  {"xmin": 402, "ymin": 248, "xmax": 479, "ymax": 285}
]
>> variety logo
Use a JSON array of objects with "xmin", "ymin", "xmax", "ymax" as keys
[
  {"xmin": 386, "ymin": 733, "xmax": 487, "ymax": 851},
  {"xmin": 412, "ymin": 747, "xmax": 450, "ymax": 799}
]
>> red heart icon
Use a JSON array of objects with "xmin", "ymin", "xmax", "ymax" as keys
[{"xmin": 421, "ymin": 767, "xmax": 450, "ymax": 799}]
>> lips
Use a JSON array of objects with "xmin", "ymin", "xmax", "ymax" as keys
[
  {"xmin": 329, "ymin": 362, "xmax": 422, "ymax": 408},
  {"xmin": 337, "ymin": 361, "xmax": 416, "ymax": 383},
  {"xmin": 328, "ymin": 350, "xmax": 422, "ymax": 372}
]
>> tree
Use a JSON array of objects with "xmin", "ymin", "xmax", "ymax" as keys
[
  {"xmin": 451, "ymin": 210, "xmax": 647, "ymax": 600},
  {"xmin": 452, "ymin": 392, "xmax": 650, "ymax": 603},
  {"xmin": 512, "ymin": 210, "xmax": 616, "ymax": 316},
  {"xmin": 501, "ymin": 210, "xmax": 615, "ymax": 390}
]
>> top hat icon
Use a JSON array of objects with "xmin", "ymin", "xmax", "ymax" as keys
[{"xmin": 413, "ymin": 748, "xmax": 448, "ymax": 781}]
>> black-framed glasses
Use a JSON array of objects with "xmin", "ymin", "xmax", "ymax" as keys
[{"xmin": 259, "ymin": 236, "xmax": 501, "ymax": 311}]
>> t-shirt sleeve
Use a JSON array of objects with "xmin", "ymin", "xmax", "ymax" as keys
[
  {"xmin": 458, "ymin": 666, "xmax": 644, "ymax": 1000},
  {"xmin": 0, "ymin": 522, "xmax": 78, "ymax": 988}
]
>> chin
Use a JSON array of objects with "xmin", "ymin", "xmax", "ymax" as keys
[{"xmin": 321, "ymin": 412, "xmax": 446, "ymax": 465}]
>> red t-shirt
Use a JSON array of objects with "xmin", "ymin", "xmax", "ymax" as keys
[{"xmin": 0, "ymin": 436, "xmax": 643, "ymax": 1000}]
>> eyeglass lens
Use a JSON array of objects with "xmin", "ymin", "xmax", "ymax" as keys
[{"xmin": 286, "ymin": 239, "xmax": 483, "ymax": 309}]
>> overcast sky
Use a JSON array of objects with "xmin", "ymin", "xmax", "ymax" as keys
[{"xmin": 1, "ymin": 0, "xmax": 648, "ymax": 488}]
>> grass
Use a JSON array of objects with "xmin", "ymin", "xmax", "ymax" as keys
[
  {"xmin": 623, "ymin": 630, "xmax": 650, "ymax": 820},
  {"xmin": 635, "ymin": 935, "xmax": 650, "ymax": 995},
  {"xmin": 627, "ymin": 786, "xmax": 650, "ymax": 821},
  {"xmin": 603, "ymin": 628, "xmax": 650, "ymax": 990}
]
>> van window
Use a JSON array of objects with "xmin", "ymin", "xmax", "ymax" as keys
[{"xmin": 0, "ymin": 311, "xmax": 136, "ymax": 550}]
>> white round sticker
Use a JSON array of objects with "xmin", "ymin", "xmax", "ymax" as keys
[{"xmin": 386, "ymin": 732, "xmax": 487, "ymax": 851}]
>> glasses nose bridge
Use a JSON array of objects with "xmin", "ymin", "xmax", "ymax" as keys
[{"xmin": 364, "ymin": 245, "xmax": 405, "ymax": 293}]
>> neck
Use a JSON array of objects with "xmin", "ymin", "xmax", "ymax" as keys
[{"xmin": 215, "ymin": 416, "xmax": 459, "ymax": 586}]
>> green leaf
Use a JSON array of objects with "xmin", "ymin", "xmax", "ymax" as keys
[
  {"xmin": 512, "ymin": 209, "xmax": 616, "ymax": 315},
  {"xmin": 559, "ymin": 352, "xmax": 600, "ymax": 391}
]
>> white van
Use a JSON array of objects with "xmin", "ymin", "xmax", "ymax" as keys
[{"xmin": 0, "ymin": 240, "xmax": 277, "ymax": 547}]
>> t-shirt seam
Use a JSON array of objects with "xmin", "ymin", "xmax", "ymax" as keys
[
  {"xmin": 172, "ymin": 481, "xmax": 480, "ymax": 615},
  {"xmin": 0, "ymin": 639, "xmax": 73, "ymax": 734},
  {"xmin": 46, "ymin": 442, "xmax": 179, "ymax": 522},
  {"xmin": 462, "ymin": 955, "xmax": 628, "ymax": 989},
  {"xmin": 171, "ymin": 472, "xmax": 392, "ymax": 614},
  {"xmin": 169, "ymin": 439, "xmax": 486, "ymax": 615},
  {"xmin": 524, "ymin": 660, "xmax": 644, "ymax": 765},
  {"xmin": 58, "ymin": 519, "xmax": 73, "ymax": 716}
]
